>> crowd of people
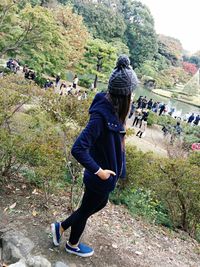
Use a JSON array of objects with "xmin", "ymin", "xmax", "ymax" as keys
[
  {"xmin": 23, "ymin": 65, "xmax": 36, "ymax": 81},
  {"xmin": 44, "ymin": 73, "xmax": 88, "ymax": 100},
  {"xmin": 6, "ymin": 58, "xmax": 20, "ymax": 73},
  {"xmin": 128, "ymin": 95, "xmax": 199, "ymax": 141},
  {"xmin": 187, "ymin": 113, "xmax": 200, "ymax": 126}
]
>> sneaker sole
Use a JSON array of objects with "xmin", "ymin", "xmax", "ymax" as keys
[
  {"xmin": 51, "ymin": 223, "xmax": 59, "ymax": 246},
  {"xmin": 65, "ymin": 247, "xmax": 94, "ymax": 257}
]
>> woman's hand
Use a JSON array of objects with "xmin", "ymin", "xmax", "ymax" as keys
[{"xmin": 96, "ymin": 168, "xmax": 116, "ymax": 180}]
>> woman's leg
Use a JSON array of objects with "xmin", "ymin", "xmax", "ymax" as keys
[
  {"xmin": 135, "ymin": 118, "xmax": 139, "ymax": 127},
  {"xmin": 132, "ymin": 116, "xmax": 137, "ymax": 126},
  {"xmin": 61, "ymin": 187, "xmax": 109, "ymax": 245},
  {"xmin": 136, "ymin": 130, "xmax": 141, "ymax": 136}
]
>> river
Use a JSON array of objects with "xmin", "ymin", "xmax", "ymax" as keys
[{"xmin": 135, "ymin": 87, "xmax": 200, "ymax": 117}]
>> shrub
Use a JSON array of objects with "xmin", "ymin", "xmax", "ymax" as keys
[
  {"xmin": 110, "ymin": 187, "xmax": 172, "ymax": 227},
  {"xmin": 113, "ymin": 143, "xmax": 200, "ymax": 239},
  {"xmin": 34, "ymin": 75, "xmax": 47, "ymax": 87},
  {"xmin": 147, "ymin": 111, "xmax": 157, "ymax": 126},
  {"xmin": 79, "ymin": 77, "xmax": 93, "ymax": 89},
  {"xmin": 0, "ymin": 76, "xmax": 85, "ymax": 200}
]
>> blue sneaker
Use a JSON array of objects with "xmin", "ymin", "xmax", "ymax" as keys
[
  {"xmin": 51, "ymin": 222, "xmax": 62, "ymax": 246},
  {"xmin": 65, "ymin": 242, "xmax": 94, "ymax": 257}
]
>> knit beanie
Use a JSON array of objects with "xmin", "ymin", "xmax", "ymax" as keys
[{"xmin": 108, "ymin": 55, "xmax": 138, "ymax": 96}]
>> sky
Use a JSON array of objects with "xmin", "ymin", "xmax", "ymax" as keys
[{"xmin": 140, "ymin": 0, "xmax": 200, "ymax": 53}]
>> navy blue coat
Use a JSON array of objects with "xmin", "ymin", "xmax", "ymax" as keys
[{"xmin": 71, "ymin": 92, "xmax": 126, "ymax": 194}]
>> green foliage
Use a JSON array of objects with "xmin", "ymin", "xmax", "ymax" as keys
[
  {"xmin": 111, "ymin": 188, "xmax": 172, "ymax": 227},
  {"xmin": 0, "ymin": 75, "xmax": 90, "ymax": 206},
  {"xmin": 78, "ymin": 77, "xmax": 92, "ymax": 89},
  {"xmin": 0, "ymin": 2, "xmax": 89, "ymax": 75},
  {"xmin": 117, "ymin": 144, "xmax": 200, "ymax": 239},
  {"xmin": 76, "ymin": 38, "xmax": 117, "ymax": 88},
  {"xmin": 73, "ymin": 1, "xmax": 126, "ymax": 42},
  {"xmin": 0, "ymin": 66, "xmax": 12, "ymax": 75},
  {"xmin": 145, "ymin": 111, "xmax": 176, "ymax": 127},
  {"xmin": 124, "ymin": 1, "xmax": 158, "ymax": 68},
  {"xmin": 137, "ymin": 61, "xmax": 190, "ymax": 89},
  {"xmin": 158, "ymin": 34, "xmax": 183, "ymax": 66},
  {"xmin": 182, "ymin": 125, "xmax": 200, "ymax": 149},
  {"xmin": 147, "ymin": 111, "xmax": 157, "ymax": 126},
  {"xmin": 34, "ymin": 75, "xmax": 47, "ymax": 87}
]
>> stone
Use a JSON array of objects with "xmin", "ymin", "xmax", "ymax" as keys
[
  {"xmin": 2, "ymin": 231, "xmax": 34, "ymax": 264},
  {"xmin": 9, "ymin": 259, "xmax": 27, "ymax": 267},
  {"xmin": 54, "ymin": 262, "xmax": 69, "ymax": 267},
  {"xmin": 26, "ymin": 255, "xmax": 51, "ymax": 267}
]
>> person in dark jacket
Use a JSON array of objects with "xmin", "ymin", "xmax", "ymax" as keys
[
  {"xmin": 147, "ymin": 98, "xmax": 153, "ymax": 110},
  {"xmin": 188, "ymin": 113, "xmax": 195, "ymax": 124},
  {"xmin": 128, "ymin": 101, "xmax": 136, "ymax": 118},
  {"xmin": 159, "ymin": 103, "xmax": 166, "ymax": 116},
  {"xmin": 51, "ymin": 55, "xmax": 138, "ymax": 257},
  {"xmin": 194, "ymin": 115, "xmax": 200, "ymax": 125}
]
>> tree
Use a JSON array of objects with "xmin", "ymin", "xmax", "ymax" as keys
[
  {"xmin": 123, "ymin": 1, "xmax": 158, "ymax": 68},
  {"xmin": 182, "ymin": 62, "xmax": 198, "ymax": 75},
  {"xmin": 72, "ymin": 1, "xmax": 126, "ymax": 43},
  {"xmin": 54, "ymin": 5, "xmax": 89, "ymax": 69},
  {"xmin": 0, "ymin": 2, "xmax": 89, "ymax": 74},
  {"xmin": 158, "ymin": 34, "xmax": 183, "ymax": 66},
  {"xmin": 0, "ymin": 2, "xmax": 67, "ymax": 71},
  {"xmin": 77, "ymin": 39, "xmax": 117, "ymax": 88}
]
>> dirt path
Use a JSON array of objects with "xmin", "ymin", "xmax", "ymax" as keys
[
  {"xmin": 1, "ymin": 182, "xmax": 200, "ymax": 267},
  {"xmin": 126, "ymin": 118, "xmax": 168, "ymax": 157}
]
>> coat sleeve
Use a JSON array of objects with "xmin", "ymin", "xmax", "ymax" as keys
[{"xmin": 71, "ymin": 113, "xmax": 104, "ymax": 174}]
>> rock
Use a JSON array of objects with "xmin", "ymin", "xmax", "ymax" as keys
[
  {"xmin": 2, "ymin": 231, "xmax": 34, "ymax": 264},
  {"xmin": 9, "ymin": 259, "xmax": 27, "ymax": 267},
  {"xmin": 26, "ymin": 255, "xmax": 51, "ymax": 267},
  {"xmin": 54, "ymin": 262, "xmax": 69, "ymax": 267}
]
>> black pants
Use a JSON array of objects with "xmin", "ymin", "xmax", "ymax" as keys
[
  {"xmin": 61, "ymin": 187, "xmax": 109, "ymax": 245},
  {"xmin": 136, "ymin": 130, "xmax": 143, "ymax": 137},
  {"xmin": 133, "ymin": 117, "xmax": 139, "ymax": 126}
]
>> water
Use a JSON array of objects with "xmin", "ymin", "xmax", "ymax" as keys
[{"xmin": 135, "ymin": 87, "xmax": 200, "ymax": 117}]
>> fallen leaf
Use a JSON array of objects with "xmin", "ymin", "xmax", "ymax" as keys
[
  {"xmin": 135, "ymin": 251, "xmax": 142, "ymax": 256},
  {"xmin": 32, "ymin": 210, "xmax": 37, "ymax": 217},
  {"xmin": 112, "ymin": 243, "xmax": 118, "ymax": 249},
  {"xmin": 9, "ymin": 202, "xmax": 16, "ymax": 209},
  {"xmin": 4, "ymin": 207, "xmax": 8, "ymax": 212},
  {"xmin": 32, "ymin": 189, "xmax": 38, "ymax": 194}
]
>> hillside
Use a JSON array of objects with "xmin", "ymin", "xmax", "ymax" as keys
[{"xmin": 1, "ymin": 179, "xmax": 200, "ymax": 267}]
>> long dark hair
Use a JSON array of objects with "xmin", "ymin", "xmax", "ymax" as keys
[{"xmin": 107, "ymin": 93, "xmax": 131, "ymax": 124}]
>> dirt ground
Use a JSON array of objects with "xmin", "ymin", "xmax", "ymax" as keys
[
  {"xmin": 1, "ymin": 177, "xmax": 200, "ymax": 267},
  {"xmin": 126, "ymin": 117, "xmax": 168, "ymax": 157}
]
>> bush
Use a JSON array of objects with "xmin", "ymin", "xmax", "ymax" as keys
[
  {"xmin": 114, "ymin": 144, "xmax": 200, "ymax": 240},
  {"xmin": 34, "ymin": 75, "xmax": 47, "ymax": 87},
  {"xmin": 0, "ymin": 66, "xmax": 12, "ymax": 75},
  {"xmin": 110, "ymin": 188, "xmax": 172, "ymax": 227},
  {"xmin": 79, "ymin": 77, "xmax": 93, "ymax": 89},
  {"xmin": 147, "ymin": 111, "xmax": 157, "ymax": 126},
  {"xmin": 182, "ymin": 125, "xmax": 200, "ymax": 149}
]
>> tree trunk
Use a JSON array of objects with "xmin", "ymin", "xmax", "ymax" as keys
[
  {"xmin": 93, "ymin": 55, "xmax": 103, "ymax": 89},
  {"xmin": 94, "ymin": 74, "xmax": 98, "ymax": 89}
]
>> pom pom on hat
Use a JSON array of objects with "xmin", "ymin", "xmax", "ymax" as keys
[
  {"xmin": 116, "ymin": 55, "xmax": 130, "ymax": 69},
  {"xmin": 108, "ymin": 55, "xmax": 138, "ymax": 96}
]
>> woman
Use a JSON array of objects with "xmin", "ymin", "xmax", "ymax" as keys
[
  {"xmin": 136, "ymin": 118, "xmax": 147, "ymax": 138},
  {"xmin": 51, "ymin": 55, "xmax": 138, "ymax": 257},
  {"xmin": 73, "ymin": 75, "xmax": 79, "ymax": 89}
]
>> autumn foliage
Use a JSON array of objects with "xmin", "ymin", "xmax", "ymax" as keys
[{"xmin": 182, "ymin": 62, "xmax": 198, "ymax": 75}]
